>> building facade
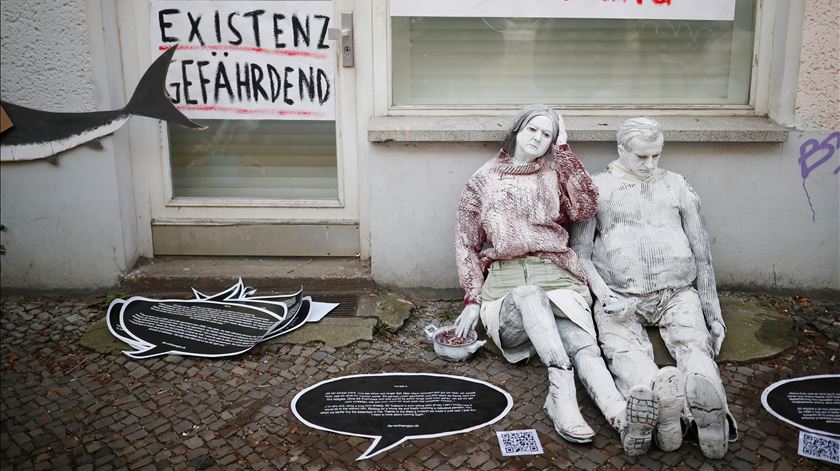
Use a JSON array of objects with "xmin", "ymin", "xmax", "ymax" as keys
[{"xmin": 1, "ymin": 0, "xmax": 838, "ymax": 292}]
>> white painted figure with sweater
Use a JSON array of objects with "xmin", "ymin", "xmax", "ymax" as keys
[
  {"xmin": 453, "ymin": 105, "xmax": 657, "ymax": 451},
  {"xmin": 570, "ymin": 117, "xmax": 738, "ymax": 459}
]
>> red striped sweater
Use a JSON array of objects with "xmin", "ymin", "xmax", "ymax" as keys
[{"xmin": 455, "ymin": 144, "xmax": 599, "ymax": 305}]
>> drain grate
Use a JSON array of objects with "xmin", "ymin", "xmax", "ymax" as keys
[{"xmin": 312, "ymin": 294, "xmax": 358, "ymax": 317}]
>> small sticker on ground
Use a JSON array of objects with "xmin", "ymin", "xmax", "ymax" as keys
[
  {"xmin": 496, "ymin": 429, "xmax": 543, "ymax": 456},
  {"xmin": 799, "ymin": 431, "xmax": 840, "ymax": 465}
]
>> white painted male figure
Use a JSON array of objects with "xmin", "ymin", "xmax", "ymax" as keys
[{"xmin": 570, "ymin": 117, "xmax": 737, "ymax": 459}]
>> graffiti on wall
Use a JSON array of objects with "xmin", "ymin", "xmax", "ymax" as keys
[{"xmin": 798, "ymin": 131, "xmax": 840, "ymax": 221}]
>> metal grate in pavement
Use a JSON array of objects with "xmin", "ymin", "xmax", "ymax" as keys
[{"xmin": 312, "ymin": 294, "xmax": 358, "ymax": 317}]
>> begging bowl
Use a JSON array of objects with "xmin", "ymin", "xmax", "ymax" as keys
[{"xmin": 424, "ymin": 324, "xmax": 486, "ymax": 362}]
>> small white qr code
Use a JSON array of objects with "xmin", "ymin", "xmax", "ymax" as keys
[
  {"xmin": 496, "ymin": 429, "xmax": 544, "ymax": 456},
  {"xmin": 799, "ymin": 431, "xmax": 840, "ymax": 464}
]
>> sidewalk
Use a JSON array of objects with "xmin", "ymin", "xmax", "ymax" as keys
[{"xmin": 1, "ymin": 290, "xmax": 837, "ymax": 470}]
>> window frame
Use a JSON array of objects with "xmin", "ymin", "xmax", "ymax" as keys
[{"xmin": 372, "ymin": 0, "xmax": 780, "ymax": 118}]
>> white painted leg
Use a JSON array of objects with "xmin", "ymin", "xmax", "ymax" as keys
[
  {"xmin": 507, "ymin": 285, "xmax": 571, "ymax": 368},
  {"xmin": 571, "ymin": 344, "xmax": 627, "ymax": 431},
  {"xmin": 504, "ymin": 286, "xmax": 594, "ymax": 443}
]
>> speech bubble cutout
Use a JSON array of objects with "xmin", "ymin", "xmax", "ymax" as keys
[
  {"xmin": 261, "ymin": 299, "xmax": 311, "ymax": 342},
  {"xmin": 291, "ymin": 373, "xmax": 513, "ymax": 460},
  {"xmin": 761, "ymin": 374, "xmax": 840, "ymax": 437},
  {"xmin": 106, "ymin": 298, "xmax": 150, "ymax": 349},
  {"xmin": 117, "ymin": 297, "xmax": 284, "ymax": 359}
]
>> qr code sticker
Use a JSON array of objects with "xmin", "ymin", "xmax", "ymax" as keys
[
  {"xmin": 496, "ymin": 429, "xmax": 544, "ymax": 456},
  {"xmin": 799, "ymin": 431, "xmax": 840, "ymax": 465}
]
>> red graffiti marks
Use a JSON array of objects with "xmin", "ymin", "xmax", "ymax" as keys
[
  {"xmin": 158, "ymin": 44, "xmax": 327, "ymax": 60},
  {"xmin": 175, "ymin": 104, "xmax": 324, "ymax": 118}
]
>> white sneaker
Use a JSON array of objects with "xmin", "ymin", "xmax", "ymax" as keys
[
  {"xmin": 686, "ymin": 373, "xmax": 728, "ymax": 459},
  {"xmin": 653, "ymin": 367, "xmax": 685, "ymax": 451},
  {"xmin": 622, "ymin": 385, "xmax": 658, "ymax": 456}
]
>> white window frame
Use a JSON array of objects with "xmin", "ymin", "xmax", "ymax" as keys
[{"xmin": 371, "ymin": 0, "xmax": 797, "ymax": 120}]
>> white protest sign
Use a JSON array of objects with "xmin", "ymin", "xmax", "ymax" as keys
[
  {"xmin": 390, "ymin": 0, "xmax": 736, "ymax": 21},
  {"xmin": 151, "ymin": 1, "xmax": 335, "ymax": 120}
]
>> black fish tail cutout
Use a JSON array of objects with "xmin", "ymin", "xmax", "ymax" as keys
[{"xmin": 125, "ymin": 46, "xmax": 206, "ymax": 130}]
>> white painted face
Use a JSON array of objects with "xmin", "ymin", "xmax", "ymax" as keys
[
  {"xmin": 513, "ymin": 115, "xmax": 553, "ymax": 163},
  {"xmin": 618, "ymin": 136, "xmax": 664, "ymax": 180}
]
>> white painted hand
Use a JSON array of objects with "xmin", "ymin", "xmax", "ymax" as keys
[
  {"xmin": 454, "ymin": 304, "xmax": 480, "ymax": 338},
  {"xmin": 555, "ymin": 113, "xmax": 568, "ymax": 146},
  {"xmin": 602, "ymin": 296, "xmax": 637, "ymax": 319},
  {"xmin": 709, "ymin": 320, "xmax": 726, "ymax": 356}
]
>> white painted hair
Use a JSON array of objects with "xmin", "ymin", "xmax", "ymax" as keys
[{"xmin": 616, "ymin": 117, "xmax": 663, "ymax": 151}]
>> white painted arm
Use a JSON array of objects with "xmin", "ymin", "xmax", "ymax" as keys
[
  {"xmin": 555, "ymin": 113, "xmax": 568, "ymax": 146},
  {"xmin": 569, "ymin": 217, "xmax": 617, "ymax": 305},
  {"xmin": 454, "ymin": 304, "xmax": 480, "ymax": 338},
  {"xmin": 455, "ymin": 179, "xmax": 486, "ymax": 306},
  {"xmin": 679, "ymin": 178, "xmax": 725, "ymax": 354}
]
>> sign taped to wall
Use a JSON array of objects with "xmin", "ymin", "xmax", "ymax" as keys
[
  {"xmin": 150, "ymin": 1, "xmax": 335, "ymax": 120},
  {"xmin": 390, "ymin": 0, "xmax": 736, "ymax": 21}
]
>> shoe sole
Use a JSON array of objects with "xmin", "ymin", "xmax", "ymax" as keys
[
  {"xmin": 623, "ymin": 385, "xmax": 658, "ymax": 456},
  {"xmin": 686, "ymin": 374, "xmax": 727, "ymax": 459},
  {"xmin": 654, "ymin": 367, "xmax": 685, "ymax": 452}
]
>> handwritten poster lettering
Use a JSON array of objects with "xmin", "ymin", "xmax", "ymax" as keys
[
  {"xmin": 150, "ymin": 1, "xmax": 335, "ymax": 120},
  {"xmin": 390, "ymin": 0, "xmax": 736, "ymax": 21}
]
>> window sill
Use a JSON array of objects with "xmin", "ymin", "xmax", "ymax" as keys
[{"xmin": 367, "ymin": 115, "xmax": 789, "ymax": 143}]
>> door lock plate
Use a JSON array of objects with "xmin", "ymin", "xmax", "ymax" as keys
[{"xmin": 327, "ymin": 12, "xmax": 354, "ymax": 67}]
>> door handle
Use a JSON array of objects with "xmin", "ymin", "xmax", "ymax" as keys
[{"xmin": 328, "ymin": 12, "xmax": 354, "ymax": 68}]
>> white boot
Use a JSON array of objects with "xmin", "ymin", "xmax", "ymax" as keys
[
  {"xmin": 544, "ymin": 366, "xmax": 595, "ymax": 444},
  {"xmin": 622, "ymin": 385, "xmax": 658, "ymax": 456},
  {"xmin": 686, "ymin": 373, "xmax": 728, "ymax": 459},
  {"xmin": 653, "ymin": 366, "xmax": 685, "ymax": 451}
]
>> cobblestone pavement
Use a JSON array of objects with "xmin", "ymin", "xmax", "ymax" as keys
[{"xmin": 1, "ymin": 291, "xmax": 837, "ymax": 470}]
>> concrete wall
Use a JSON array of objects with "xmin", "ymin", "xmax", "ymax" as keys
[
  {"xmin": 0, "ymin": 0, "xmax": 136, "ymax": 289},
  {"xmin": 369, "ymin": 138, "xmax": 840, "ymax": 292},
  {"xmin": 369, "ymin": 0, "xmax": 840, "ymax": 293},
  {"xmin": 796, "ymin": 0, "xmax": 840, "ymax": 131},
  {"xmin": 0, "ymin": 0, "xmax": 94, "ymax": 112}
]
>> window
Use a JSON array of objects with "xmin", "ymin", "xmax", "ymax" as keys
[
  {"xmin": 168, "ymin": 120, "xmax": 338, "ymax": 200},
  {"xmin": 151, "ymin": 0, "xmax": 342, "ymax": 204},
  {"xmin": 389, "ymin": 0, "xmax": 756, "ymax": 108}
]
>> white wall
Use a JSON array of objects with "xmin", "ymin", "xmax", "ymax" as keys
[
  {"xmin": 0, "ymin": 0, "xmax": 136, "ymax": 289},
  {"xmin": 369, "ymin": 138, "xmax": 840, "ymax": 292},
  {"xmin": 368, "ymin": 0, "xmax": 840, "ymax": 293}
]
